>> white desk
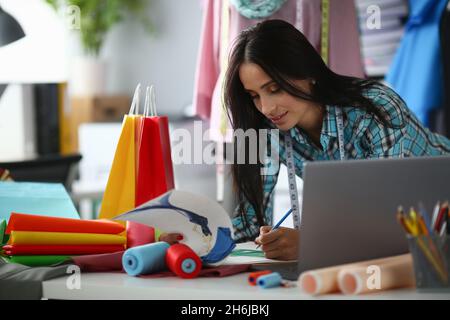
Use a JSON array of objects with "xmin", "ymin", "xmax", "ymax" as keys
[{"xmin": 42, "ymin": 272, "xmax": 450, "ymax": 300}]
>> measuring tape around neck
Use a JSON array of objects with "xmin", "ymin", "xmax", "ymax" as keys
[
  {"xmin": 284, "ymin": 134, "xmax": 301, "ymax": 230},
  {"xmin": 284, "ymin": 115, "xmax": 344, "ymax": 230},
  {"xmin": 283, "ymin": 0, "xmax": 345, "ymax": 230},
  {"xmin": 335, "ymin": 108, "xmax": 345, "ymax": 161}
]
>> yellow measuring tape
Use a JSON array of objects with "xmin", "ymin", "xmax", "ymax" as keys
[
  {"xmin": 321, "ymin": 0, "xmax": 345, "ymax": 160},
  {"xmin": 321, "ymin": 0, "xmax": 330, "ymax": 65}
]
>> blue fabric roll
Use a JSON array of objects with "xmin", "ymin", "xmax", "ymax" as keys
[
  {"xmin": 257, "ymin": 272, "xmax": 282, "ymax": 289},
  {"xmin": 122, "ymin": 242, "xmax": 170, "ymax": 276}
]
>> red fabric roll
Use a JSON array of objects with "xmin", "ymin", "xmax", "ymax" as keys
[
  {"xmin": 72, "ymin": 251, "xmax": 125, "ymax": 272},
  {"xmin": 125, "ymin": 221, "xmax": 155, "ymax": 248},
  {"xmin": 3, "ymin": 244, "xmax": 125, "ymax": 255},
  {"xmin": 140, "ymin": 264, "xmax": 252, "ymax": 278},
  {"xmin": 6, "ymin": 212, "xmax": 125, "ymax": 235},
  {"xmin": 165, "ymin": 243, "xmax": 202, "ymax": 279}
]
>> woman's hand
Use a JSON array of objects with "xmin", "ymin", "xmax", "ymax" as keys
[
  {"xmin": 255, "ymin": 226, "xmax": 299, "ymax": 260},
  {"xmin": 159, "ymin": 233, "xmax": 184, "ymax": 245}
]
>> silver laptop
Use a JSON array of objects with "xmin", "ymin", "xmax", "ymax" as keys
[
  {"xmin": 253, "ymin": 155, "xmax": 450, "ymax": 280},
  {"xmin": 297, "ymin": 155, "xmax": 450, "ymax": 274}
]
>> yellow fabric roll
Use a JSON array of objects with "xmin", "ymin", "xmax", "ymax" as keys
[{"xmin": 9, "ymin": 231, "xmax": 127, "ymax": 245}]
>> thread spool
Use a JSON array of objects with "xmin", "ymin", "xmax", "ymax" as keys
[
  {"xmin": 122, "ymin": 242, "xmax": 170, "ymax": 276},
  {"xmin": 248, "ymin": 270, "xmax": 272, "ymax": 286},
  {"xmin": 166, "ymin": 243, "xmax": 202, "ymax": 279},
  {"xmin": 257, "ymin": 272, "xmax": 282, "ymax": 289}
]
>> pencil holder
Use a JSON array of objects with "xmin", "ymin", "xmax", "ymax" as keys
[{"xmin": 407, "ymin": 235, "xmax": 450, "ymax": 292}]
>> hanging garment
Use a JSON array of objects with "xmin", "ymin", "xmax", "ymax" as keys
[
  {"xmin": 193, "ymin": 0, "xmax": 365, "ymax": 143},
  {"xmin": 356, "ymin": 0, "xmax": 408, "ymax": 76},
  {"xmin": 385, "ymin": 0, "xmax": 449, "ymax": 127},
  {"xmin": 229, "ymin": 0, "xmax": 288, "ymax": 19},
  {"xmin": 440, "ymin": 1, "xmax": 450, "ymax": 137}
]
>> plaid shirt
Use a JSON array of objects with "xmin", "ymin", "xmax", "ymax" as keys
[{"xmin": 232, "ymin": 83, "xmax": 450, "ymax": 242}]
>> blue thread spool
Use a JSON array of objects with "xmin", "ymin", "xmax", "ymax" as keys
[
  {"xmin": 122, "ymin": 242, "xmax": 170, "ymax": 276},
  {"xmin": 257, "ymin": 272, "xmax": 282, "ymax": 288}
]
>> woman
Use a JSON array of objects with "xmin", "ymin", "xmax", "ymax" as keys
[{"xmin": 224, "ymin": 20, "xmax": 450, "ymax": 260}]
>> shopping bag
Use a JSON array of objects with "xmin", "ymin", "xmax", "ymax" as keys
[
  {"xmin": 156, "ymin": 115, "xmax": 175, "ymax": 192},
  {"xmin": 135, "ymin": 86, "xmax": 174, "ymax": 206},
  {"xmin": 99, "ymin": 85, "xmax": 141, "ymax": 219}
]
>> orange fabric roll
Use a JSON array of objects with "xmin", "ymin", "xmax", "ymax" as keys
[
  {"xmin": 337, "ymin": 254, "xmax": 414, "ymax": 295},
  {"xmin": 298, "ymin": 254, "xmax": 412, "ymax": 295},
  {"xmin": 3, "ymin": 244, "xmax": 125, "ymax": 255},
  {"xmin": 6, "ymin": 212, "xmax": 125, "ymax": 234}
]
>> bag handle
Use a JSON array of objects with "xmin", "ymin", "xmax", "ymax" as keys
[
  {"xmin": 144, "ymin": 85, "xmax": 151, "ymax": 117},
  {"xmin": 143, "ymin": 85, "xmax": 158, "ymax": 117},
  {"xmin": 151, "ymin": 85, "xmax": 158, "ymax": 117},
  {"xmin": 129, "ymin": 83, "xmax": 142, "ymax": 115}
]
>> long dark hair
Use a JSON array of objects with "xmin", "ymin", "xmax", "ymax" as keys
[{"xmin": 224, "ymin": 19, "xmax": 397, "ymax": 237}]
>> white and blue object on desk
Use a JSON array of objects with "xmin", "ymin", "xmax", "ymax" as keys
[
  {"xmin": 0, "ymin": 181, "xmax": 79, "ymax": 222},
  {"xmin": 115, "ymin": 190, "xmax": 236, "ymax": 264}
]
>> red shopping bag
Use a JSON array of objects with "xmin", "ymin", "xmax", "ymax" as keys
[
  {"xmin": 135, "ymin": 86, "xmax": 175, "ymax": 206},
  {"xmin": 156, "ymin": 115, "xmax": 175, "ymax": 191}
]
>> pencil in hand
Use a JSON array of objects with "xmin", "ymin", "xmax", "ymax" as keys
[{"xmin": 255, "ymin": 208, "xmax": 293, "ymax": 249}]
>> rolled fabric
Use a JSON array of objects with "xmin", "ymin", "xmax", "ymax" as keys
[
  {"xmin": 8, "ymin": 231, "xmax": 126, "ymax": 245},
  {"xmin": 0, "ymin": 219, "xmax": 6, "ymax": 244},
  {"xmin": 8, "ymin": 255, "xmax": 71, "ymax": 267},
  {"xmin": 122, "ymin": 242, "xmax": 170, "ymax": 276},
  {"xmin": 6, "ymin": 212, "xmax": 125, "ymax": 234},
  {"xmin": 166, "ymin": 243, "xmax": 202, "ymax": 279},
  {"xmin": 257, "ymin": 272, "xmax": 282, "ymax": 289},
  {"xmin": 298, "ymin": 266, "xmax": 342, "ymax": 295},
  {"xmin": 3, "ymin": 244, "xmax": 125, "ymax": 255},
  {"xmin": 72, "ymin": 251, "xmax": 125, "ymax": 272},
  {"xmin": 126, "ymin": 221, "xmax": 155, "ymax": 248},
  {"xmin": 298, "ymin": 254, "xmax": 412, "ymax": 295},
  {"xmin": 337, "ymin": 254, "xmax": 414, "ymax": 295}
]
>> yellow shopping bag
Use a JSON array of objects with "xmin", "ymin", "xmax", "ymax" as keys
[{"xmin": 99, "ymin": 85, "xmax": 141, "ymax": 220}]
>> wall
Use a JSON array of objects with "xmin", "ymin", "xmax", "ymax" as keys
[
  {"xmin": 0, "ymin": 0, "xmax": 203, "ymax": 117},
  {"xmin": 94, "ymin": 0, "xmax": 203, "ymax": 117}
]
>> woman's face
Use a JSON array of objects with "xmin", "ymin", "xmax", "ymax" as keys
[{"xmin": 239, "ymin": 62, "xmax": 322, "ymax": 132}]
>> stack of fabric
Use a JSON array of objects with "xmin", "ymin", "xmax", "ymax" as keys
[
  {"xmin": 1, "ymin": 213, "xmax": 127, "ymax": 266},
  {"xmin": 356, "ymin": 0, "xmax": 408, "ymax": 77}
]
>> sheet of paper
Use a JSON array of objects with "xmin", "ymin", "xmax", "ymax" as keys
[{"xmin": 207, "ymin": 242, "xmax": 297, "ymax": 266}]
